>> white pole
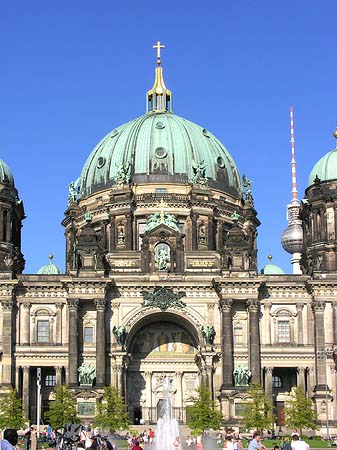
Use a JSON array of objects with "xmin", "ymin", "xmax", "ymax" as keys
[{"xmin": 36, "ymin": 368, "xmax": 41, "ymax": 438}]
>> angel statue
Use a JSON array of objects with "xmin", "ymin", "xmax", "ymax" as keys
[{"xmin": 191, "ymin": 160, "xmax": 207, "ymax": 184}]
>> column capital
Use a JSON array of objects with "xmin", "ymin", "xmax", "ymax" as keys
[
  {"xmin": 297, "ymin": 367, "xmax": 306, "ymax": 374},
  {"xmin": 312, "ymin": 301, "xmax": 326, "ymax": 313},
  {"xmin": 265, "ymin": 367, "xmax": 274, "ymax": 375},
  {"xmin": 55, "ymin": 366, "xmax": 62, "ymax": 373},
  {"xmin": 1, "ymin": 299, "xmax": 15, "ymax": 310},
  {"xmin": 219, "ymin": 299, "xmax": 232, "ymax": 312},
  {"xmin": 55, "ymin": 302, "xmax": 63, "ymax": 310},
  {"xmin": 112, "ymin": 302, "xmax": 120, "ymax": 310},
  {"xmin": 207, "ymin": 303, "xmax": 215, "ymax": 310},
  {"xmin": 264, "ymin": 302, "xmax": 272, "ymax": 311},
  {"xmin": 296, "ymin": 303, "xmax": 304, "ymax": 311},
  {"xmin": 67, "ymin": 299, "xmax": 79, "ymax": 311},
  {"xmin": 94, "ymin": 299, "xmax": 106, "ymax": 311},
  {"xmin": 247, "ymin": 299, "xmax": 259, "ymax": 312},
  {"xmin": 22, "ymin": 366, "xmax": 30, "ymax": 373},
  {"xmin": 22, "ymin": 302, "xmax": 32, "ymax": 309}
]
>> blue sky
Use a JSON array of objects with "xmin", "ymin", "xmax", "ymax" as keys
[{"xmin": 1, "ymin": 0, "xmax": 336, "ymax": 274}]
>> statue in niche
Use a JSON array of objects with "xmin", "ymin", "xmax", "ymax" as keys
[
  {"xmin": 78, "ymin": 363, "xmax": 96, "ymax": 386},
  {"xmin": 117, "ymin": 225, "xmax": 125, "ymax": 244},
  {"xmin": 155, "ymin": 245, "xmax": 169, "ymax": 271},
  {"xmin": 200, "ymin": 325, "xmax": 216, "ymax": 345},
  {"xmin": 112, "ymin": 325, "xmax": 127, "ymax": 346},
  {"xmin": 198, "ymin": 223, "xmax": 206, "ymax": 244},
  {"xmin": 115, "ymin": 162, "xmax": 131, "ymax": 185},
  {"xmin": 191, "ymin": 160, "xmax": 207, "ymax": 184},
  {"xmin": 233, "ymin": 365, "xmax": 251, "ymax": 386}
]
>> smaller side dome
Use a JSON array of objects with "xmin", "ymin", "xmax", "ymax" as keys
[
  {"xmin": 37, "ymin": 255, "xmax": 62, "ymax": 275},
  {"xmin": 261, "ymin": 255, "xmax": 285, "ymax": 275},
  {"xmin": 0, "ymin": 159, "xmax": 15, "ymax": 186}
]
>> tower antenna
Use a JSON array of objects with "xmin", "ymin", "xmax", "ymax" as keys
[{"xmin": 290, "ymin": 106, "xmax": 298, "ymax": 203}]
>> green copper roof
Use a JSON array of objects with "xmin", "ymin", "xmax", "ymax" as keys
[
  {"xmin": 78, "ymin": 112, "xmax": 241, "ymax": 198},
  {"xmin": 0, "ymin": 159, "xmax": 15, "ymax": 186},
  {"xmin": 261, "ymin": 262, "xmax": 285, "ymax": 275},
  {"xmin": 308, "ymin": 148, "xmax": 337, "ymax": 186},
  {"xmin": 37, "ymin": 256, "xmax": 61, "ymax": 275}
]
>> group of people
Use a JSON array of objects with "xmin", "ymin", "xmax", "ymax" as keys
[
  {"xmin": 247, "ymin": 431, "xmax": 310, "ymax": 450},
  {"xmin": 127, "ymin": 428, "xmax": 155, "ymax": 449}
]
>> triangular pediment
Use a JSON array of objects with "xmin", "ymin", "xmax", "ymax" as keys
[{"xmin": 144, "ymin": 222, "xmax": 180, "ymax": 236}]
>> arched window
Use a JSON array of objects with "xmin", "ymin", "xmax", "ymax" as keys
[
  {"xmin": 234, "ymin": 324, "xmax": 244, "ymax": 345},
  {"xmin": 272, "ymin": 308, "xmax": 295, "ymax": 344},
  {"xmin": 32, "ymin": 308, "xmax": 54, "ymax": 344}
]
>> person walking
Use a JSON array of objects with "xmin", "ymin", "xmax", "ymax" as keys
[
  {"xmin": 196, "ymin": 433, "xmax": 204, "ymax": 450},
  {"xmin": 30, "ymin": 427, "xmax": 37, "ymax": 450}
]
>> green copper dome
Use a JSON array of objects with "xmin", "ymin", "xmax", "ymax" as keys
[
  {"xmin": 260, "ymin": 256, "xmax": 285, "ymax": 275},
  {"xmin": 0, "ymin": 159, "xmax": 15, "ymax": 186},
  {"xmin": 78, "ymin": 111, "xmax": 241, "ymax": 198},
  {"xmin": 308, "ymin": 130, "xmax": 337, "ymax": 186},
  {"xmin": 37, "ymin": 255, "xmax": 61, "ymax": 275},
  {"xmin": 308, "ymin": 148, "xmax": 337, "ymax": 186}
]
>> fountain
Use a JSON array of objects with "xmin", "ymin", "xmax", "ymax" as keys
[{"xmin": 155, "ymin": 376, "xmax": 181, "ymax": 450}]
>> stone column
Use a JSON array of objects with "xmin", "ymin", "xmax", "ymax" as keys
[
  {"xmin": 116, "ymin": 365, "xmax": 123, "ymax": 396},
  {"xmin": 55, "ymin": 303, "xmax": 63, "ymax": 345},
  {"xmin": 208, "ymin": 217, "xmax": 214, "ymax": 250},
  {"xmin": 175, "ymin": 371, "xmax": 183, "ymax": 409},
  {"xmin": 296, "ymin": 303, "xmax": 304, "ymax": 345},
  {"xmin": 1, "ymin": 299, "xmax": 15, "ymax": 385},
  {"xmin": 21, "ymin": 302, "xmax": 31, "ymax": 345},
  {"xmin": 22, "ymin": 366, "xmax": 30, "ymax": 419},
  {"xmin": 191, "ymin": 213, "xmax": 198, "ymax": 251},
  {"xmin": 264, "ymin": 302, "xmax": 271, "ymax": 345},
  {"xmin": 109, "ymin": 216, "xmax": 116, "ymax": 251},
  {"xmin": 207, "ymin": 303, "xmax": 215, "ymax": 324},
  {"xmin": 312, "ymin": 301, "xmax": 327, "ymax": 388},
  {"xmin": 307, "ymin": 368, "xmax": 314, "ymax": 396},
  {"xmin": 265, "ymin": 367, "xmax": 273, "ymax": 399},
  {"xmin": 67, "ymin": 299, "xmax": 79, "ymax": 386},
  {"xmin": 95, "ymin": 299, "xmax": 106, "ymax": 386},
  {"xmin": 145, "ymin": 371, "xmax": 153, "ymax": 423},
  {"xmin": 55, "ymin": 366, "xmax": 62, "ymax": 385},
  {"xmin": 247, "ymin": 299, "xmax": 261, "ymax": 383},
  {"xmin": 219, "ymin": 299, "xmax": 233, "ymax": 389},
  {"xmin": 126, "ymin": 214, "xmax": 133, "ymax": 250},
  {"xmin": 332, "ymin": 302, "xmax": 337, "ymax": 345},
  {"xmin": 297, "ymin": 367, "xmax": 306, "ymax": 390}
]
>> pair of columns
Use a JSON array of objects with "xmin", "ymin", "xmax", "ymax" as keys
[
  {"xmin": 67, "ymin": 298, "xmax": 106, "ymax": 386},
  {"xmin": 220, "ymin": 298, "xmax": 260, "ymax": 390}
]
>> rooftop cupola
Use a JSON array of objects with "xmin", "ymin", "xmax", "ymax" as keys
[{"xmin": 147, "ymin": 41, "xmax": 172, "ymax": 113}]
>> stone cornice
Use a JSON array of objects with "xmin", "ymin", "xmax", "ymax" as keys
[
  {"xmin": 305, "ymin": 280, "xmax": 337, "ymax": 299},
  {"xmin": 0, "ymin": 279, "xmax": 20, "ymax": 299},
  {"xmin": 212, "ymin": 278, "xmax": 261, "ymax": 299},
  {"xmin": 61, "ymin": 279, "xmax": 112, "ymax": 298}
]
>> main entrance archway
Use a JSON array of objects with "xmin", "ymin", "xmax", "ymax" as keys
[{"xmin": 126, "ymin": 315, "xmax": 200, "ymax": 424}]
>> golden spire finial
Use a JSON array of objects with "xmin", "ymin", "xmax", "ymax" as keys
[{"xmin": 153, "ymin": 41, "xmax": 165, "ymax": 66}]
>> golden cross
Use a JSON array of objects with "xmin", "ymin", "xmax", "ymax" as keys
[{"xmin": 153, "ymin": 41, "xmax": 165, "ymax": 65}]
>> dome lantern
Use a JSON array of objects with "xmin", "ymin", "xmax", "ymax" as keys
[{"xmin": 146, "ymin": 41, "xmax": 172, "ymax": 113}]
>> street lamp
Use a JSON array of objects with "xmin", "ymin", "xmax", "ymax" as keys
[{"xmin": 317, "ymin": 348, "xmax": 333, "ymax": 440}]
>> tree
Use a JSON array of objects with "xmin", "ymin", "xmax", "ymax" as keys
[
  {"xmin": 284, "ymin": 387, "xmax": 318, "ymax": 434},
  {"xmin": 94, "ymin": 386, "xmax": 130, "ymax": 431},
  {"xmin": 45, "ymin": 385, "xmax": 79, "ymax": 429},
  {"xmin": 241, "ymin": 383, "xmax": 274, "ymax": 432},
  {"xmin": 0, "ymin": 388, "xmax": 26, "ymax": 429},
  {"xmin": 186, "ymin": 384, "xmax": 223, "ymax": 434}
]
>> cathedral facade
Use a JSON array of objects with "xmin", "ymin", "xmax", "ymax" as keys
[{"xmin": 1, "ymin": 46, "xmax": 337, "ymax": 434}]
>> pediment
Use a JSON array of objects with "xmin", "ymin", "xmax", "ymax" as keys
[{"xmin": 144, "ymin": 223, "xmax": 180, "ymax": 236}]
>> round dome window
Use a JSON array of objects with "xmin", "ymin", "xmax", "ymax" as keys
[
  {"xmin": 97, "ymin": 156, "xmax": 106, "ymax": 168},
  {"xmin": 155, "ymin": 121, "xmax": 165, "ymax": 129},
  {"xmin": 202, "ymin": 128, "xmax": 210, "ymax": 137},
  {"xmin": 155, "ymin": 147, "xmax": 167, "ymax": 159},
  {"xmin": 111, "ymin": 129, "xmax": 119, "ymax": 138},
  {"xmin": 217, "ymin": 156, "xmax": 225, "ymax": 168}
]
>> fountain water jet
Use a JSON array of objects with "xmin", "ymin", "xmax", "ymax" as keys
[{"xmin": 154, "ymin": 376, "xmax": 181, "ymax": 450}]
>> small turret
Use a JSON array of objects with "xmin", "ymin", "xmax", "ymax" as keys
[{"xmin": 147, "ymin": 41, "xmax": 172, "ymax": 113}]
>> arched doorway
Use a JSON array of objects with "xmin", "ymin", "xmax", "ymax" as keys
[{"xmin": 127, "ymin": 316, "xmax": 200, "ymax": 424}]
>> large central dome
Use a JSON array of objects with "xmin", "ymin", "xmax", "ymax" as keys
[
  {"xmin": 78, "ymin": 111, "xmax": 241, "ymax": 198},
  {"xmin": 78, "ymin": 55, "xmax": 241, "ymax": 199}
]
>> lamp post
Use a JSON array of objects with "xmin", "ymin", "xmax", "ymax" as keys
[{"xmin": 317, "ymin": 348, "xmax": 333, "ymax": 440}]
